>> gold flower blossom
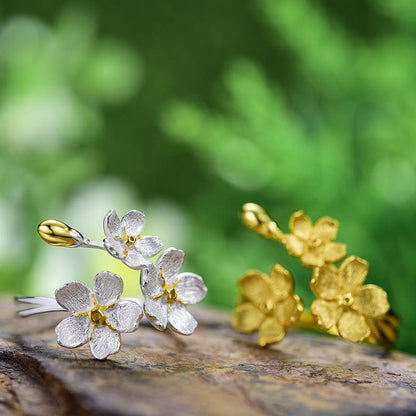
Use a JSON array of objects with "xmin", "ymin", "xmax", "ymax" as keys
[
  {"xmin": 238, "ymin": 204, "xmax": 397, "ymax": 349},
  {"xmin": 231, "ymin": 265, "xmax": 303, "ymax": 346},
  {"xmin": 282, "ymin": 211, "xmax": 347, "ymax": 268},
  {"xmin": 310, "ymin": 256, "xmax": 390, "ymax": 343}
]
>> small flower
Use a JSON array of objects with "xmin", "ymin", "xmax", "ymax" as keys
[
  {"xmin": 310, "ymin": 256, "xmax": 390, "ymax": 343},
  {"xmin": 282, "ymin": 211, "xmax": 346, "ymax": 268},
  {"xmin": 55, "ymin": 271, "xmax": 143, "ymax": 359},
  {"xmin": 103, "ymin": 210, "xmax": 163, "ymax": 270},
  {"xmin": 231, "ymin": 265, "xmax": 303, "ymax": 346},
  {"xmin": 141, "ymin": 247, "xmax": 207, "ymax": 335}
]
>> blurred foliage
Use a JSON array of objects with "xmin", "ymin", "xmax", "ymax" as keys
[
  {"xmin": 0, "ymin": 7, "xmax": 141, "ymax": 291},
  {"xmin": 162, "ymin": 0, "xmax": 416, "ymax": 353},
  {"xmin": 0, "ymin": 0, "xmax": 414, "ymax": 353}
]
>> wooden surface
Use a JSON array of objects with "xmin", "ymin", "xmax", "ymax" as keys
[{"xmin": 0, "ymin": 298, "xmax": 415, "ymax": 416}]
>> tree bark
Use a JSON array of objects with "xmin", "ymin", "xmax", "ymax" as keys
[{"xmin": 0, "ymin": 298, "xmax": 415, "ymax": 415}]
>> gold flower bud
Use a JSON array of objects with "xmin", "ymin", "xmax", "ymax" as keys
[
  {"xmin": 37, "ymin": 220, "xmax": 83, "ymax": 247},
  {"xmin": 241, "ymin": 203, "xmax": 283, "ymax": 241}
]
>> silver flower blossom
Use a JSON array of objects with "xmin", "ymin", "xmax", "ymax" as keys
[
  {"xmin": 55, "ymin": 271, "xmax": 143, "ymax": 360},
  {"xmin": 103, "ymin": 210, "xmax": 163, "ymax": 270},
  {"xmin": 141, "ymin": 247, "xmax": 207, "ymax": 335}
]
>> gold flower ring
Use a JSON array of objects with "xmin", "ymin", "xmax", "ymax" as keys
[{"xmin": 232, "ymin": 203, "xmax": 398, "ymax": 350}]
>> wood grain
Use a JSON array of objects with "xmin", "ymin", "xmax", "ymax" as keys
[{"xmin": 0, "ymin": 298, "xmax": 415, "ymax": 416}]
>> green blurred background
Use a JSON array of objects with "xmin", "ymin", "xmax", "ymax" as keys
[{"xmin": 0, "ymin": 0, "xmax": 415, "ymax": 353}]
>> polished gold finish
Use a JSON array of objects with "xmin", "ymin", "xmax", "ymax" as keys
[
  {"xmin": 115, "ymin": 226, "xmax": 143, "ymax": 256},
  {"xmin": 241, "ymin": 203, "xmax": 284, "ymax": 242},
  {"xmin": 38, "ymin": 220, "xmax": 77, "ymax": 247},
  {"xmin": 234, "ymin": 203, "xmax": 397, "ymax": 349},
  {"xmin": 153, "ymin": 281, "xmax": 179, "ymax": 305},
  {"xmin": 153, "ymin": 270, "xmax": 183, "ymax": 313},
  {"xmin": 76, "ymin": 294, "xmax": 116, "ymax": 338}
]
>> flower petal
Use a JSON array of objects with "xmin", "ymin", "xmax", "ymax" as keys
[
  {"xmin": 168, "ymin": 303, "xmax": 197, "ymax": 335},
  {"xmin": 275, "ymin": 295, "xmax": 303, "ymax": 327},
  {"xmin": 258, "ymin": 317, "xmax": 285, "ymax": 346},
  {"xmin": 93, "ymin": 271, "xmax": 123, "ymax": 306},
  {"xmin": 353, "ymin": 285, "xmax": 390, "ymax": 318},
  {"xmin": 106, "ymin": 300, "xmax": 143, "ymax": 333},
  {"xmin": 90, "ymin": 326, "xmax": 120, "ymax": 360},
  {"xmin": 337, "ymin": 309, "xmax": 370, "ymax": 343},
  {"xmin": 313, "ymin": 217, "xmax": 339, "ymax": 241},
  {"xmin": 339, "ymin": 256, "xmax": 368, "ymax": 292},
  {"xmin": 157, "ymin": 247, "xmax": 184, "ymax": 285},
  {"xmin": 310, "ymin": 265, "xmax": 343, "ymax": 300},
  {"xmin": 123, "ymin": 246, "xmax": 148, "ymax": 270},
  {"xmin": 144, "ymin": 297, "xmax": 168, "ymax": 331},
  {"xmin": 300, "ymin": 246, "xmax": 326, "ymax": 268},
  {"xmin": 55, "ymin": 315, "xmax": 91, "ymax": 348},
  {"xmin": 231, "ymin": 302, "xmax": 264, "ymax": 333},
  {"xmin": 103, "ymin": 209, "xmax": 122, "ymax": 238},
  {"xmin": 141, "ymin": 264, "xmax": 163, "ymax": 298},
  {"xmin": 55, "ymin": 281, "xmax": 94, "ymax": 313},
  {"xmin": 175, "ymin": 272, "xmax": 207, "ymax": 304},
  {"xmin": 104, "ymin": 237, "xmax": 126, "ymax": 259},
  {"xmin": 324, "ymin": 242, "xmax": 347, "ymax": 264},
  {"xmin": 289, "ymin": 211, "xmax": 312, "ymax": 240},
  {"xmin": 121, "ymin": 210, "xmax": 145, "ymax": 236},
  {"xmin": 136, "ymin": 235, "xmax": 163, "ymax": 258},
  {"xmin": 310, "ymin": 299, "xmax": 342, "ymax": 330},
  {"xmin": 283, "ymin": 235, "xmax": 305, "ymax": 258},
  {"xmin": 238, "ymin": 271, "xmax": 272, "ymax": 307},
  {"xmin": 270, "ymin": 265, "xmax": 294, "ymax": 302}
]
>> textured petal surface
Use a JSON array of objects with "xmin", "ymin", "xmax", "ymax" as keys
[
  {"xmin": 136, "ymin": 235, "xmax": 163, "ymax": 258},
  {"xmin": 124, "ymin": 246, "xmax": 148, "ymax": 270},
  {"xmin": 339, "ymin": 256, "xmax": 368, "ymax": 291},
  {"xmin": 275, "ymin": 295, "xmax": 303, "ymax": 327},
  {"xmin": 238, "ymin": 271, "xmax": 272, "ymax": 307},
  {"xmin": 175, "ymin": 273, "xmax": 207, "ymax": 304},
  {"xmin": 55, "ymin": 315, "xmax": 91, "ymax": 348},
  {"xmin": 103, "ymin": 210, "xmax": 121, "ymax": 238},
  {"xmin": 313, "ymin": 217, "xmax": 339, "ymax": 241},
  {"xmin": 144, "ymin": 297, "xmax": 168, "ymax": 331},
  {"xmin": 258, "ymin": 317, "xmax": 285, "ymax": 346},
  {"xmin": 283, "ymin": 235, "xmax": 305, "ymax": 258},
  {"xmin": 337, "ymin": 309, "xmax": 370, "ymax": 343},
  {"xmin": 104, "ymin": 237, "xmax": 126, "ymax": 259},
  {"xmin": 300, "ymin": 246, "xmax": 325, "ymax": 268},
  {"xmin": 310, "ymin": 299, "xmax": 342, "ymax": 330},
  {"xmin": 90, "ymin": 326, "xmax": 120, "ymax": 360},
  {"xmin": 289, "ymin": 211, "xmax": 312, "ymax": 240},
  {"xmin": 231, "ymin": 302, "xmax": 264, "ymax": 333},
  {"xmin": 324, "ymin": 242, "xmax": 347, "ymax": 263},
  {"xmin": 55, "ymin": 281, "xmax": 93, "ymax": 313},
  {"xmin": 270, "ymin": 265, "xmax": 294, "ymax": 302},
  {"xmin": 93, "ymin": 272, "xmax": 123, "ymax": 306},
  {"xmin": 141, "ymin": 264, "xmax": 163, "ymax": 298},
  {"xmin": 157, "ymin": 248, "xmax": 184, "ymax": 285},
  {"xmin": 140, "ymin": 265, "xmax": 161, "ymax": 297},
  {"xmin": 168, "ymin": 303, "xmax": 197, "ymax": 335},
  {"xmin": 106, "ymin": 300, "xmax": 143, "ymax": 333},
  {"xmin": 353, "ymin": 285, "xmax": 389, "ymax": 318},
  {"xmin": 121, "ymin": 210, "xmax": 145, "ymax": 236},
  {"xmin": 310, "ymin": 265, "xmax": 342, "ymax": 300}
]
